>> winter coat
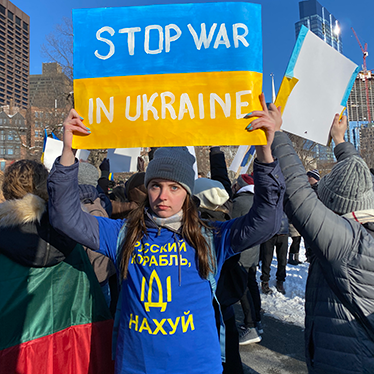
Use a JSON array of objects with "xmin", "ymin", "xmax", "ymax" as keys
[
  {"xmin": 0, "ymin": 194, "xmax": 76, "ymax": 267},
  {"xmin": 232, "ymin": 187, "xmax": 254, "ymax": 219},
  {"xmin": 48, "ymin": 156, "xmax": 285, "ymax": 374},
  {"xmin": 0, "ymin": 193, "xmax": 114, "ymax": 374},
  {"xmin": 288, "ymin": 222, "xmax": 300, "ymax": 237},
  {"xmin": 79, "ymin": 184, "xmax": 117, "ymax": 284},
  {"xmin": 272, "ymin": 132, "xmax": 374, "ymax": 374},
  {"xmin": 232, "ymin": 188, "xmax": 260, "ymax": 268},
  {"xmin": 277, "ymin": 212, "xmax": 289, "ymax": 236}
]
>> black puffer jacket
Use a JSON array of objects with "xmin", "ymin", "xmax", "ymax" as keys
[
  {"xmin": 0, "ymin": 194, "xmax": 76, "ymax": 267},
  {"xmin": 272, "ymin": 132, "xmax": 374, "ymax": 374}
]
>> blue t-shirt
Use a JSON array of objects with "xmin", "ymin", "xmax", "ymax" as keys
[{"xmin": 97, "ymin": 217, "xmax": 234, "ymax": 374}]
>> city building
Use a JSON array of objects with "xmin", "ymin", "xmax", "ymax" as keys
[
  {"xmin": 0, "ymin": 108, "xmax": 27, "ymax": 170},
  {"xmin": 0, "ymin": 0, "xmax": 29, "ymax": 109},
  {"xmin": 347, "ymin": 70, "xmax": 374, "ymax": 152},
  {"xmin": 295, "ymin": 0, "xmax": 343, "ymax": 53},
  {"xmin": 29, "ymin": 62, "xmax": 72, "ymax": 109}
]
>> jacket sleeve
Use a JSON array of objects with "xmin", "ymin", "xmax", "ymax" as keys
[
  {"xmin": 210, "ymin": 146, "xmax": 233, "ymax": 198},
  {"xmin": 334, "ymin": 141, "xmax": 359, "ymax": 162},
  {"xmin": 47, "ymin": 157, "xmax": 103, "ymax": 252},
  {"xmin": 219, "ymin": 157, "xmax": 285, "ymax": 254},
  {"xmin": 271, "ymin": 131, "xmax": 357, "ymax": 262}
]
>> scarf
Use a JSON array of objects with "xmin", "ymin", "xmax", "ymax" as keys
[
  {"xmin": 147, "ymin": 209, "xmax": 183, "ymax": 232},
  {"xmin": 342, "ymin": 209, "xmax": 374, "ymax": 224}
]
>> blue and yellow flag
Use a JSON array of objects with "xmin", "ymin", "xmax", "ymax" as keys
[{"xmin": 73, "ymin": 2, "xmax": 265, "ymax": 149}]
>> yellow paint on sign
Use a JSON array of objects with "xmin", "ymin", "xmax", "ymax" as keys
[
  {"xmin": 274, "ymin": 76, "xmax": 299, "ymax": 114},
  {"xmin": 73, "ymin": 71, "xmax": 266, "ymax": 149}
]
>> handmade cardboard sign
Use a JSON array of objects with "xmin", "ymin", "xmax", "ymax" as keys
[
  {"xmin": 72, "ymin": 2, "xmax": 265, "ymax": 149},
  {"xmin": 276, "ymin": 25, "xmax": 359, "ymax": 146}
]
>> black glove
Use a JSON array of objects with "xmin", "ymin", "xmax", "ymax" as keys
[{"xmin": 99, "ymin": 158, "xmax": 110, "ymax": 178}]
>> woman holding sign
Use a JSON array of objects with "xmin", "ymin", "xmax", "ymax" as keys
[{"xmin": 47, "ymin": 94, "xmax": 285, "ymax": 374}]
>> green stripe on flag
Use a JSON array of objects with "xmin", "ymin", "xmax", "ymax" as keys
[{"xmin": 0, "ymin": 244, "xmax": 112, "ymax": 351}]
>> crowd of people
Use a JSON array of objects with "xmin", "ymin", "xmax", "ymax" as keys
[{"xmin": 1, "ymin": 95, "xmax": 374, "ymax": 374}]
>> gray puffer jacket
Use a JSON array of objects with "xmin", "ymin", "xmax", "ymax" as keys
[{"xmin": 272, "ymin": 132, "xmax": 374, "ymax": 374}]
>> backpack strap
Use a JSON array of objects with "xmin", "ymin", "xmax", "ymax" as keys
[
  {"xmin": 112, "ymin": 223, "xmax": 127, "ymax": 359},
  {"xmin": 203, "ymin": 226, "xmax": 226, "ymax": 363}
]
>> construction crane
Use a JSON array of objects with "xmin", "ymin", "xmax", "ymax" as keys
[{"xmin": 351, "ymin": 27, "xmax": 371, "ymax": 123}]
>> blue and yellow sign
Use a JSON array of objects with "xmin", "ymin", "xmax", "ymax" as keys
[{"xmin": 73, "ymin": 2, "xmax": 265, "ymax": 149}]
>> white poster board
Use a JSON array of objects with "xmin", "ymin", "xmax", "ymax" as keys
[
  {"xmin": 280, "ymin": 26, "xmax": 359, "ymax": 146},
  {"xmin": 43, "ymin": 137, "xmax": 63, "ymax": 172},
  {"xmin": 186, "ymin": 146, "xmax": 198, "ymax": 180},
  {"xmin": 107, "ymin": 148, "xmax": 142, "ymax": 173},
  {"xmin": 76, "ymin": 149, "xmax": 90, "ymax": 161}
]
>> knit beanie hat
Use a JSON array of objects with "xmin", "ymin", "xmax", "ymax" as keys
[
  {"xmin": 307, "ymin": 169, "xmax": 320, "ymax": 182},
  {"xmin": 145, "ymin": 147, "xmax": 195, "ymax": 195},
  {"xmin": 78, "ymin": 162, "xmax": 99, "ymax": 187},
  {"xmin": 193, "ymin": 178, "xmax": 229, "ymax": 211},
  {"xmin": 237, "ymin": 174, "xmax": 254, "ymax": 188},
  {"xmin": 318, "ymin": 155, "xmax": 374, "ymax": 215}
]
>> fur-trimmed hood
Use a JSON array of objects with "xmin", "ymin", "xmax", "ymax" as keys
[
  {"xmin": 0, "ymin": 193, "xmax": 46, "ymax": 228},
  {"xmin": 0, "ymin": 194, "xmax": 77, "ymax": 268}
]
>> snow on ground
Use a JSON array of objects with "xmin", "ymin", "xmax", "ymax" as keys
[{"xmin": 256, "ymin": 238, "xmax": 309, "ymax": 328}]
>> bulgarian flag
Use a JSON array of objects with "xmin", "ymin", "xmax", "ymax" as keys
[{"xmin": 0, "ymin": 244, "xmax": 115, "ymax": 374}]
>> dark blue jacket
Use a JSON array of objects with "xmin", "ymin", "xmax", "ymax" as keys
[{"xmin": 47, "ymin": 156, "xmax": 285, "ymax": 374}]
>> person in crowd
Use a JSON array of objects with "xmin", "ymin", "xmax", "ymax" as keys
[
  {"xmin": 47, "ymin": 95, "xmax": 285, "ymax": 374},
  {"xmin": 231, "ymin": 174, "xmax": 263, "ymax": 344},
  {"xmin": 260, "ymin": 211, "xmax": 289, "ymax": 295},
  {"xmin": 110, "ymin": 172, "xmax": 147, "ymax": 219},
  {"xmin": 0, "ymin": 160, "xmax": 114, "ymax": 374},
  {"xmin": 305, "ymin": 169, "xmax": 320, "ymax": 263},
  {"xmin": 78, "ymin": 161, "xmax": 118, "ymax": 315},
  {"xmin": 194, "ymin": 177, "xmax": 244, "ymax": 374},
  {"xmin": 255, "ymin": 103, "xmax": 374, "ymax": 373},
  {"xmin": 288, "ymin": 221, "xmax": 302, "ymax": 265},
  {"xmin": 306, "ymin": 169, "xmax": 320, "ymax": 193}
]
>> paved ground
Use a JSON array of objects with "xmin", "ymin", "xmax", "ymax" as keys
[{"xmin": 234, "ymin": 304, "xmax": 308, "ymax": 374}]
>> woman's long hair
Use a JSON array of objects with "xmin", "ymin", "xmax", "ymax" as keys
[{"xmin": 119, "ymin": 194, "xmax": 215, "ymax": 280}]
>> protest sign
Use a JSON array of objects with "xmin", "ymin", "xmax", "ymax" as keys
[
  {"xmin": 72, "ymin": 2, "xmax": 266, "ymax": 149},
  {"xmin": 106, "ymin": 148, "xmax": 141, "ymax": 173},
  {"xmin": 276, "ymin": 25, "xmax": 359, "ymax": 146},
  {"xmin": 186, "ymin": 146, "xmax": 198, "ymax": 179},
  {"xmin": 43, "ymin": 137, "xmax": 63, "ymax": 171},
  {"xmin": 229, "ymin": 145, "xmax": 256, "ymax": 176}
]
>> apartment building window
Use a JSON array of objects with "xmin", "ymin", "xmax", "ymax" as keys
[
  {"xmin": 15, "ymin": 16, "xmax": 21, "ymax": 26},
  {"xmin": 7, "ymin": 11, "xmax": 13, "ymax": 22},
  {"xmin": 0, "ymin": 5, "xmax": 5, "ymax": 15},
  {"xmin": 23, "ymin": 22, "xmax": 28, "ymax": 31},
  {"xmin": 7, "ymin": 148, "xmax": 13, "ymax": 155}
]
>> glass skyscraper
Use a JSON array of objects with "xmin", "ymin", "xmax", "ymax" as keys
[{"xmin": 295, "ymin": 0, "xmax": 343, "ymax": 53}]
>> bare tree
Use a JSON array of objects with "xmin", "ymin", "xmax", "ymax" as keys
[
  {"xmin": 286, "ymin": 132, "xmax": 319, "ymax": 171},
  {"xmin": 41, "ymin": 18, "xmax": 73, "ymax": 81}
]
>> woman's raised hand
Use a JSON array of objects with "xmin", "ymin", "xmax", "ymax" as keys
[
  {"xmin": 60, "ymin": 109, "xmax": 90, "ymax": 166},
  {"xmin": 245, "ymin": 93, "xmax": 281, "ymax": 163}
]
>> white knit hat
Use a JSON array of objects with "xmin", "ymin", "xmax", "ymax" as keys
[{"xmin": 193, "ymin": 178, "xmax": 229, "ymax": 211}]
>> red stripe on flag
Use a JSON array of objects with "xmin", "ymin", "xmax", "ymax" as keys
[{"xmin": 0, "ymin": 320, "xmax": 114, "ymax": 374}]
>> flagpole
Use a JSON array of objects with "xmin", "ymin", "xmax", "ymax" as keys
[{"xmin": 271, "ymin": 73, "xmax": 276, "ymax": 103}]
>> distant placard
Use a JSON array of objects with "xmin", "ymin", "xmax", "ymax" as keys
[
  {"xmin": 276, "ymin": 26, "xmax": 359, "ymax": 146},
  {"xmin": 106, "ymin": 148, "xmax": 141, "ymax": 173},
  {"xmin": 72, "ymin": 2, "xmax": 266, "ymax": 149}
]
